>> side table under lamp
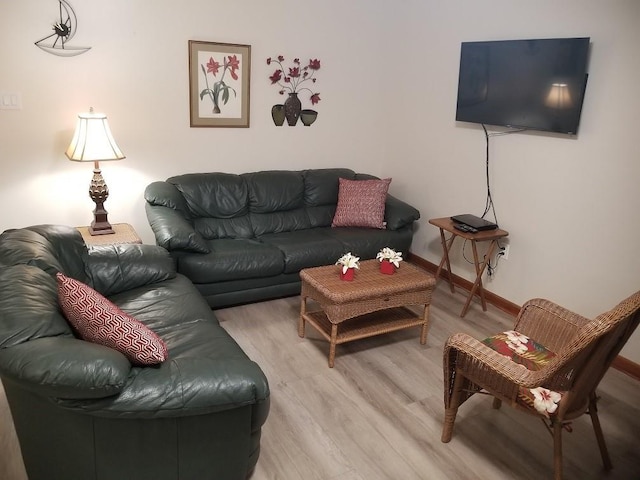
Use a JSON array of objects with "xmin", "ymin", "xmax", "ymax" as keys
[{"xmin": 65, "ymin": 107, "xmax": 125, "ymax": 235}]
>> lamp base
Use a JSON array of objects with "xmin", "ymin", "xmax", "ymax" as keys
[
  {"xmin": 88, "ymin": 163, "xmax": 115, "ymax": 236},
  {"xmin": 89, "ymin": 204, "xmax": 114, "ymax": 235},
  {"xmin": 89, "ymin": 223, "xmax": 114, "ymax": 235}
]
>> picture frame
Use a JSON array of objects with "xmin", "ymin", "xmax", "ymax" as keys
[{"xmin": 188, "ymin": 40, "xmax": 251, "ymax": 127}]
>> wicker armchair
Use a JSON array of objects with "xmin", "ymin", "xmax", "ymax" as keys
[{"xmin": 441, "ymin": 291, "xmax": 640, "ymax": 480}]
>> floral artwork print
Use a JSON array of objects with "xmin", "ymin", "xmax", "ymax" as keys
[
  {"xmin": 200, "ymin": 54, "xmax": 241, "ymax": 115},
  {"xmin": 189, "ymin": 41, "xmax": 250, "ymax": 127}
]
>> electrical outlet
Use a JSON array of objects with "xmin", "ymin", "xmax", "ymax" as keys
[{"xmin": 498, "ymin": 244, "xmax": 510, "ymax": 260}]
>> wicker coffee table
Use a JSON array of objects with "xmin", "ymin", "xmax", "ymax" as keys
[{"xmin": 299, "ymin": 259, "xmax": 436, "ymax": 367}]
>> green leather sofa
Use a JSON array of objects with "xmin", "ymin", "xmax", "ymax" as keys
[
  {"xmin": 0, "ymin": 225, "xmax": 270, "ymax": 480},
  {"xmin": 144, "ymin": 168, "xmax": 420, "ymax": 308}
]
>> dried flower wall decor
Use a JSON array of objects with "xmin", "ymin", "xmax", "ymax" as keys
[{"xmin": 267, "ymin": 55, "xmax": 321, "ymax": 126}]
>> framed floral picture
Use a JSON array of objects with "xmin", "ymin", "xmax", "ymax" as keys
[{"xmin": 188, "ymin": 40, "xmax": 251, "ymax": 127}]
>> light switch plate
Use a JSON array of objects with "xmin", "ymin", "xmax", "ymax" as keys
[{"xmin": 0, "ymin": 92, "xmax": 22, "ymax": 110}]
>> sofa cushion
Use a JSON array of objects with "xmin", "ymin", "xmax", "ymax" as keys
[
  {"xmin": 303, "ymin": 168, "xmax": 356, "ymax": 206},
  {"xmin": 176, "ymin": 239, "xmax": 284, "ymax": 283},
  {"xmin": 195, "ymin": 216, "xmax": 254, "ymax": 240},
  {"xmin": 57, "ymin": 273, "xmax": 168, "ymax": 366},
  {"xmin": 259, "ymin": 229, "xmax": 346, "ymax": 273},
  {"xmin": 332, "ymin": 178, "xmax": 391, "ymax": 229},
  {"xmin": 86, "ymin": 244, "xmax": 177, "ymax": 297},
  {"xmin": 169, "ymin": 173, "xmax": 249, "ymax": 219},
  {"xmin": 244, "ymin": 171, "xmax": 310, "ymax": 236},
  {"xmin": 166, "ymin": 173, "xmax": 254, "ymax": 241},
  {"xmin": 304, "ymin": 168, "xmax": 356, "ymax": 228}
]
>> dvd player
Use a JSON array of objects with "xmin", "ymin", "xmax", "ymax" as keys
[{"xmin": 451, "ymin": 214, "xmax": 498, "ymax": 231}]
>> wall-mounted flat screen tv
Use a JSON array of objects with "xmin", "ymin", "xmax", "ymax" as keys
[{"xmin": 455, "ymin": 37, "xmax": 590, "ymax": 135}]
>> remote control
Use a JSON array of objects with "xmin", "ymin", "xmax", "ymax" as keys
[{"xmin": 454, "ymin": 223, "xmax": 478, "ymax": 233}]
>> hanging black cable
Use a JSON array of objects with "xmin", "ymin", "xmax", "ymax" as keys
[{"xmin": 481, "ymin": 124, "xmax": 498, "ymax": 226}]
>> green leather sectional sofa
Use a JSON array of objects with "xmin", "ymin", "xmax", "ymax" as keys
[
  {"xmin": 144, "ymin": 168, "xmax": 421, "ymax": 308},
  {"xmin": 0, "ymin": 225, "xmax": 270, "ymax": 480}
]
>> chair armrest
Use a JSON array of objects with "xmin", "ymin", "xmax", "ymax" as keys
[
  {"xmin": 445, "ymin": 333, "xmax": 547, "ymax": 388},
  {"xmin": 86, "ymin": 244, "xmax": 177, "ymax": 296},
  {"xmin": 0, "ymin": 337, "xmax": 130, "ymax": 399},
  {"xmin": 514, "ymin": 298, "xmax": 591, "ymax": 353}
]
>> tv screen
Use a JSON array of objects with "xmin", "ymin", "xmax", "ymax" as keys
[{"xmin": 455, "ymin": 37, "xmax": 590, "ymax": 135}]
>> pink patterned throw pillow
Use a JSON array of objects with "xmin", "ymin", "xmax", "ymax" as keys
[
  {"xmin": 332, "ymin": 177, "xmax": 391, "ymax": 229},
  {"xmin": 56, "ymin": 273, "xmax": 168, "ymax": 365}
]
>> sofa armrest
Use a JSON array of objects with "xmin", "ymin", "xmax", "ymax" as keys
[
  {"xmin": 145, "ymin": 204, "xmax": 210, "ymax": 253},
  {"xmin": 86, "ymin": 244, "xmax": 177, "ymax": 296},
  {"xmin": 0, "ymin": 337, "xmax": 130, "ymax": 399},
  {"xmin": 144, "ymin": 181, "xmax": 210, "ymax": 253},
  {"xmin": 56, "ymin": 356, "xmax": 271, "ymax": 419},
  {"xmin": 354, "ymin": 174, "xmax": 420, "ymax": 230},
  {"xmin": 384, "ymin": 194, "xmax": 421, "ymax": 230}
]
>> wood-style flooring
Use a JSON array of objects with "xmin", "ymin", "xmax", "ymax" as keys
[{"xmin": 1, "ymin": 282, "xmax": 639, "ymax": 479}]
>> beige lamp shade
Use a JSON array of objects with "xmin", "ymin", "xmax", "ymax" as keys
[
  {"xmin": 545, "ymin": 83, "xmax": 573, "ymax": 109},
  {"xmin": 65, "ymin": 108, "xmax": 125, "ymax": 162}
]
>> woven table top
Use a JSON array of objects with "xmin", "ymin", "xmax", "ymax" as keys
[
  {"xmin": 300, "ymin": 259, "xmax": 435, "ymax": 304},
  {"xmin": 76, "ymin": 223, "xmax": 142, "ymax": 246}
]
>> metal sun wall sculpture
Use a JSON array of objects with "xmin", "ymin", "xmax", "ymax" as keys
[{"xmin": 35, "ymin": 0, "xmax": 91, "ymax": 57}]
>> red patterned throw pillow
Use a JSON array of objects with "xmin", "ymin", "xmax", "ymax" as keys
[
  {"xmin": 56, "ymin": 273, "xmax": 168, "ymax": 365},
  {"xmin": 332, "ymin": 177, "xmax": 391, "ymax": 229}
]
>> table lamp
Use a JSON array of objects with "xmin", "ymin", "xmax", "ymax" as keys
[{"xmin": 65, "ymin": 107, "xmax": 125, "ymax": 235}]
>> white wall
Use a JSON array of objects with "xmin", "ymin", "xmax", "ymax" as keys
[
  {"xmin": 0, "ymin": 0, "xmax": 390, "ymax": 240},
  {"xmin": 386, "ymin": 0, "xmax": 640, "ymax": 361},
  {"xmin": 1, "ymin": 1, "xmax": 639, "ymax": 362}
]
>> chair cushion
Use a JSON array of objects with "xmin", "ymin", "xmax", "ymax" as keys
[
  {"xmin": 482, "ymin": 330, "xmax": 556, "ymax": 371},
  {"xmin": 331, "ymin": 178, "xmax": 391, "ymax": 229},
  {"xmin": 56, "ymin": 273, "xmax": 168, "ymax": 365},
  {"xmin": 483, "ymin": 330, "xmax": 563, "ymax": 418}
]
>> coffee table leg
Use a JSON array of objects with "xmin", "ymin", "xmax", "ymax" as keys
[
  {"xmin": 420, "ymin": 304, "xmax": 430, "ymax": 345},
  {"xmin": 329, "ymin": 323, "xmax": 338, "ymax": 368},
  {"xmin": 298, "ymin": 296, "xmax": 307, "ymax": 338}
]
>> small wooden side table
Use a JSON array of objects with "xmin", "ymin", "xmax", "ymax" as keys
[
  {"xmin": 429, "ymin": 217, "xmax": 508, "ymax": 318},
  {"xmin": 77, "ymin": 223, "xmax": 142, "ymax": 246}
]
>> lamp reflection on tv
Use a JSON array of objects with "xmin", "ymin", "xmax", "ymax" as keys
[{"xmin": 545, "ymin": 83, "xmax": 573, "ymax": 109}]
